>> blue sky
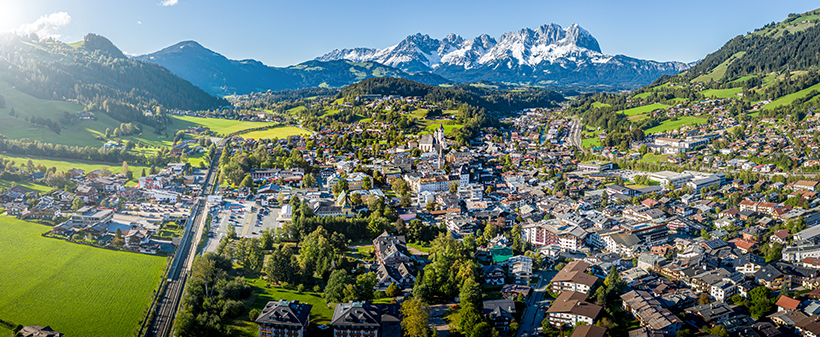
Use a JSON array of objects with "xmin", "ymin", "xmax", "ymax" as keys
[{"xmin": 1, "ymin": 0, "xmax": 818, "ymax": 66}]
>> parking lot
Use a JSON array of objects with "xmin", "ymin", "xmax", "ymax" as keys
[{"xmin": 203, "ymin": 199, "xmax": 284, "ymax": 253}]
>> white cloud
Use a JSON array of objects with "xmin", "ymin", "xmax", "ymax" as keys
[
  {"xmin": 15, "ymin": 12, "xmax": 72, "ymax": 40},
  {"xmin": 137, "ymin": 21, "xmax": 142, "ymax": 24},
  {"xmin": 159, "ymin": 0, "xmax": 179, "ymax": 6}
]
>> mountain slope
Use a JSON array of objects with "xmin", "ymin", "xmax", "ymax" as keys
[
  {"xmin": 318, "ymin": 23, "xmax": 689, "ymax": 90},
  {"xmin": 0, "ymin": 34, "xmax": 226, "ymax": 113},
  {"xmin": 685, "ymin": 8, "xmax": 820, "ymax": 82},
  {"xmin": 135, "ymin": 41, "xmax": 449, "ymax": 97}
]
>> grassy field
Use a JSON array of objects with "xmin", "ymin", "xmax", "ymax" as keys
[
  {"xmin": 0, "ymin": 216, "xmax": 167, "ymax": 337},
  {"xmin": 407, "ymin": 242, "xmax": 431, "ymax": 254},
  {"xmin": 238, "ymin": 126, "xmax": 311, "ymax": 140},
  {"xmin": 422, "ymin": 122, "xmax": 463, "ymax": 134},
  {"xmin": 171, "ymin": 115, "xmax": 275, "ymax": 136},
  {"xmin": 582, "ymin": 138, "xmax": 602, "ymax": 148},
  {"xmin": 627, "ymin": 114, "xmax": 649, "ymax": 121},
  {"xmin": 617, "ymin": 103, "xmax": 669, "ymax": 116},
  {"xmin": 701, "ymin": 87, "xmax": 744, "ymax": 98},
  {"xmin": 639, "ymin": 153, "xmax": 670, "ymax": 163},
  {"xmin": 763, "ymin": 82, "xmax": 820, "ymax": 110},
  {"xmin": 645, "ymin": 116, "xmax": 708, "ymax": 134},
  {"xmin": 0, "ymin": 180, "xmax": 54, "ymax": 194},
  {"xmin": 671, "ymin": 98, "xmax": 689, "ymax": 103},
  {"xmin": 591, "ymin": 102, "xmax": 611, "ymax": 108},
  {"xmin": 0, "ymin": 153, "xmax": 151, "ymax": 177},
  {"xmin": 692, "ymin": 51, "xmax": 746, "ymax": 82},
  {"xmin": 633, "ymin": 92, "xmax": 651, "ymax": 99},
  {"xmin": 229, "ymin": 277, "xmax": 334, "ymax": 336}
]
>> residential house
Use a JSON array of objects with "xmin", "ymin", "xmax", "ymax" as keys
[
  {"xmin": 255, "ymin": 300, "xmax": 312, "ymax": 337},
  {"xmin": 546, "ymin": 291, "xmax": 602, "ymax": 327},
  {"xmin": 330, "ymin": 302, "xmax": 400, "ymax": 337},
  {"xmin": 549, "ymin": 261, "xmax": 598, "ymax": 294}
]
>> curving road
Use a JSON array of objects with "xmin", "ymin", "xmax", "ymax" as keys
[{"xmin": 145, "ymin": 140, "xmax": 224, "ymax": 337}]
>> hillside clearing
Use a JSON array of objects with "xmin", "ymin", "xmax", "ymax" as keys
[
  {"xmin": 646, "ymin": 117, "xmax": 708, "ymax": 134},
  {"xmin": 617, "ymin": 103, "xmax": 669, "ymax": 116}
]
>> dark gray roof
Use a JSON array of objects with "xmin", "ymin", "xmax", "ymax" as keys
[
  {"xmin": 331, "ymin": 302, "xmax": 400, "ymax": 327},
  {"xmin": 255, "ymin": 300, "xmax": 311, "ymax": 327}
]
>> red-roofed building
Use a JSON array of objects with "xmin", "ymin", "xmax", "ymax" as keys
[
  {"xmin": 804, "ymin": 258, "xmax": 820, "ymax": 270},
  {"xmin": 776, "ymin": 296, "xmax": 801, "ymax": 312},
  {"xmin": 734, "ymin": 239, "xmax": 757, "ymax": 254},
  {"xmin": 771, "ymin": 229, "xmax": 790, "ymax": 245}
]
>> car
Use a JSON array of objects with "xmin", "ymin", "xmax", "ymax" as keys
[{"xmin": 251, "ymin": 232, "xmax": 257, "ymax": 235}]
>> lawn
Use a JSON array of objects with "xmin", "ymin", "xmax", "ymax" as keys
[
  {"xmin": 0, "ymin": 216, "xmax": 167, "ymax": 337},
  {"xmin": 691, "ymin": 51, "xmax": 746, "ymax": 82},
  {"xmin": 633, "ymin": 92, "xmax": 651, "ymax": 99},
  {"xmin": 228, "ymin": 277, "xmax": 334, "ymax": 336},
  {"xmin": 407, "ymin": 242, "xmax": 431, "ymax": 254},
  {"xmin": 0, "ymin": 153, "xmax": 151, "ymax": 178},
  {"xmin": 763, "ymin": 82, "xmax": 820, "ymax": 110},
  {"xmin": 639, "ymin": 153, "xmax": 670, "ymax": 163},
  {"xmin": 645, "ymin": 116, "xmax": 708, "ymax": 134},
  {"xmin": 582, "ymin": 138, "xmax": 602, "ymax": 148},
  {"xmin": 701, "ymin": 87, "xmax": 743, "ymax": 98},
  {"xmin": 617, "ymin": 103, "xmax": 669, "ymax": 116},
  {"xmin": 0, "ymin": 180, "xmax": 54, "ymax": 194},
  {"xmin": 171, "ymin": 115, "xmax": 276, "ymax": 136},
  {"xmin": 422, "ymin": 123, "xmax": 463, "ymax": 134},
  {"xmin": 238, "ymin": 126, "xmax": 311, "ymax": 140},
  {"xmin": 591, "ymin": 102, "xmax": 611, "ymax": 108}
]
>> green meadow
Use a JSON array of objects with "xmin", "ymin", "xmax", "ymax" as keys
[{"xmin": 0, "ymin": 216, "xmax": 167, "ymax": 337}]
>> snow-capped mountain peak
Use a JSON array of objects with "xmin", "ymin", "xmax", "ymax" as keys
[{"xmin": 316, "ymin": 23, "xmax": 689, "ymax": 89}]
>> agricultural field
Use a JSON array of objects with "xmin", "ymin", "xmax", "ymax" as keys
[
  {"xmin": 0, "ymin": 180, "xmax": 53, "ymax": 194},
  {"xmin": 171, "ymin": 115, "xmax": 276, "ymax": 136},
  {"xmin": 645, "ymin": 116, "xmax": 708, "ymax": 134},
  {"xmin": 0, "ymin": 153, "xmax": 151, "ymax": 178},
  {"xmin": 701, "ymin": 87, "xmax": 744, "ymax": 98},
  {"xmin": 0, "ymin": 216, "xmax": 167, "ymax": 337},
  {"xmin": 763, "ymin": 82, "xmax": 820, "ymax": 110},
  {"xmin": 238, "ymin": 126, "xmax": 311, "ymax": 140},
  {"xmin": 692, "ymin": 51, "xmax": 746, "ymax": 83},
  {"xmin": 617, "ymin": 103, "xmax": 669, "ymax": 116}
]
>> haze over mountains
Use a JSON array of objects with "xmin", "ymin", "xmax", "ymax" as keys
[{"xmin": 136, "ymin": 23, "xmax": 692, "ymax": 97}]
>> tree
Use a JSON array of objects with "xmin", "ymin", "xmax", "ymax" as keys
[
  {"xmin": 363, "ymin": 176, "xmax": 372, "ymax": 190},
  {"xmin": 483, "ymin": 222, "xmax": 497, "ymax": 241},
  {"xmin": 426, "ymin": 201, "xmax": 437, "ymax": 212},
  {"xmin": 469, "ymin": 322, "xmax": 498, "ymax": 337},
  {"xmin": 698, "ymin": 293, "xmax": 711, "ymax": 305},
  {"xmin": 240, "ymin": 174, "xmax": 253, "ymax": 188},
  {"xmin": 121, "ymin": 161, "xmax": 129, "ymax": 176},
  {"xmin": 749, "ymin": 286, "xmax": 774, "ymax": 319},
  {"xmin": 302, "ymin": 173, "xmax": 316, "ymax": 188},
  {"xmin": 705, "ymin": 325, "xmax": 729, "ymax": 337},
  {"xmin": 325, "ymin": 270, "xmax": 351, "ymax": 303},
  {"xmin": 386, "ymin": 283, "xmax": 402, "ymax": 297},
  {"xmin": 400, "ymin": 297, "xmax": 434, "ymax": 337},
  {"xmin": 510, "ymin": 224, "xmax": 524, "ymax": 254},
  {"xmin": 72, "ymin": 197, "xmax": 85, "ymax": 210},
  {"xmin": 450, "ymin": 182, "xmax": 459, "ymax": 194}
]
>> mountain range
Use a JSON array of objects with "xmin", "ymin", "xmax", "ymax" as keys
[
  {"xmin": 135, "ymin": 42, "xmax": 448, "ymax": 97},
  {"xmin": 319, "ymin": 23, "xmax": 693, "ymax": 90},
  {"xmin": 136, "ymin": 23, "xmax": 692, "ymax": 97}
]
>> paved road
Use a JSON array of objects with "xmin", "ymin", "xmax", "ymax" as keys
[
  {"xmin": 516, "ymin": 270, "xmax": 556, "ymax": 337},
  {"xmin": 145, "ymin": 140, "xmax": 223, "ymax": 337}
]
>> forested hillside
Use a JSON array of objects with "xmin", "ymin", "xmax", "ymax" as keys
[
  {"xmin": 0, "ymin": 33, "xmax": 226, "ymax": 131},
  {"xmin": 338, "ymin": 77, "xmax": 565, "ymax": 112}
]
